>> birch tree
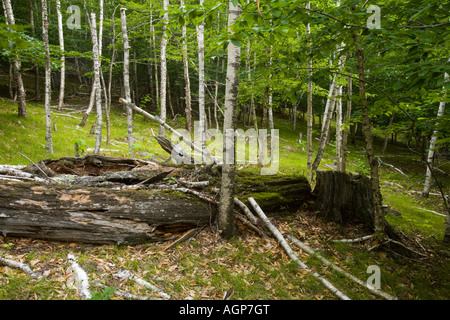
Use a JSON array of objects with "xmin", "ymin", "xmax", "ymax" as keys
[
  {"xmin": 181, "ymin": 0, "xmax": 192, "ymax": 133},
  {"xmin": 121, "ymin": 8, "xmax": 133, "ymax": 154},
  {"xmin": 422, "ymin": 61, "xmax": 449, "ymax": 197},
  {"xmin": 42, "ymin": 0, "xmax": 52, "ymax": 154},
  {"xmin": 306, "ymin": 1, "xmax": 313, "ymax": 179},
  {"xmin": 3, "ymin": 0, "xmax": 27, "ymax": 118},
  {"xmin": 89, "ymin": 13, "xmax": 103, "ymax": 154},
  {"xmin": 159, "ymin": 0, "xmax": 170, "ymax": 136},
  {"xmin": 218, "ymin": 0, "xmax": 241, "ymax": 239},
  {"xmin": 56, "ymin": 0, "xmax": 65, "ymax": 112},
  {"xmin": 197, "ymin": 0, "xmax": 206, "ymax": 158}
]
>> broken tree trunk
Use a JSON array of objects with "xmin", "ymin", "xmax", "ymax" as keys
[
  {"xmin": 313, "ymin": 171, "xmax": 400, "ymax": 240},
  {"xmin": 0, "ymin": 182, "xmax": 216, "ymax": 245}
]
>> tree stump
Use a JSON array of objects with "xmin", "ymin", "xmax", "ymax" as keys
[{"xmin": 313, "ymin": 171, "xmax": 375, "ymax": 227}]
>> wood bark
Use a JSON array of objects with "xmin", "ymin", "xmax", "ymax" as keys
[
  {"xmin": 56, "ymin": 0, "xmax": 65, "ymax": 112},
  {"xmin": 42, "ymin": 0, "xmax": 53, "ymax": 154},
  {"xmin": 3, "ymin": 0, "xmax": 27, "ymax": 118},
  {"xmin": 313, "ymin": 171, "xmax": 399, "ymax": 241},
  {"xmin": 0, "ymin": 182, "xmax": 216, "ymax": 245},
  {"xmin": 218, "ymin": 1, "xmax": 241, "ymax": 239},
  {"xmin": 423, "ymin": 60, "xmax": 448, "ymax": 197},
  {"xmin": 197, "ymin": 1, "xmax": 207, "ymax": 161},
  {"xmin": 306, "ymin": 1, "xmax": 313, "ymax": 180},
  {"xmin": 90, "ymin": 13, "xmax": 103, "ymax": 154},
  {"xmin": 159, "ymin": 0, "xmax": 170, "ymax": 136},
  {"xmin": 181, "ymin": 0, "xmax": 192, "ymax": 133},
  {"xmin": 340, "ymin": 73, "xmax": 352, "ymax": 172},
  {"xmin": 353, "ymin": 32, "xmax": 385, "ymax": 238},
  {"xmin": 121, "ymin": 8, "xmax": 133, "ymax": 154}
]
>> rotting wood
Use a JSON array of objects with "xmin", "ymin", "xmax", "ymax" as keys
[
  {"xmin": 0, "ymin": 182, "xmax": 215, "ymax": 245},
  {"xmin": 0, "ymin": 255, "xmax": 41, "ymax": 279},
  {"xmin": 67, "ymin": 254, "xmax": 92, "ymax": 300}
]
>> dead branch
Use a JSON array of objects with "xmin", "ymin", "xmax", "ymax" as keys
[
  {"xmin": 113, "ymin": 269, "xmax": 170, "ymax": 299},
  {"xmin": 67, "ymin": 254, "xmax": 92, "ymax": 300},
  {"xmin": 285, "ymin": 233, "xmax": 397, "ymax": 300},
  {"xmin": 0, "ymin": 255, "xmax": 41, "ymax": 279},
  {"xmin": 248, "ymin": 197, "xmax": 351, "ymax": 300}
]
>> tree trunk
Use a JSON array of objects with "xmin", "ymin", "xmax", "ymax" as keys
[
  {"xmin": 218, "ymin": 0, "xmax": 241, "ymax": 239},
  {"xmin": 56, "ymin": 0, "xmax": 65, "ymax": 112},
  {"xmin": 197, "ymin": 2, "xmax": 207, "ymax": 161},
  {"xmin": 340, "ymin": 73, "xmax": 352, "ymax": 172},
  {"xmin": 306, "ymin": 1, "xmax": 313, "ymax": 180},
  {"xmin": 107, "ymin": 6, "xmax": 119, "ymax": 146},
  {"xmin": 311, "ymin": 78, "xmax": 337, "ymax": 174},
  {"xmin": 159, "ymin": 0, "xmax": 169, "ymax": 136},
  {"xmin": 42, "ymin": 0, "xmax": 53, "ymax": 154},
  {"xmin": 181, "ymin": 0, "xmax": 192, "ymax": 133},
  {"xmin": 353, "ymin": 32, "xmax": 385, "ymax": 238},
  {"xmin": 121, "ymin": 8, "xmax": 133, "ymax": 154},
  {"xmin": 3, "ymin": 0, "xmax": 27, "ymax": 118},
  {"xmin": 313, "ymin": 171, "xmax": 398, "ymax": 240},
  {"xmin": 423, "ymin": 62, "xmax": 448, "ymax": 197},
  {"xmin": 90, "ymin": 13, "xmax": 102, "ymax": 155},
  {"xmin": 0, "ymin": 182, "xmax": 215, "ymax": 245}
]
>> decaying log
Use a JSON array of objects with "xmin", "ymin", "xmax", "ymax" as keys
[
  {"xmin": 0, "ymin": 182, "xmax": 216, "ymax": 245},
  {"xmin": 67, "ymin": 254, "xmax": 92, "ymax": 300}
]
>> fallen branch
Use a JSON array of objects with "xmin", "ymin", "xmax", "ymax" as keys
[
  {"xmin": 164, "ymin": 228, "xmax": 200, "ymax": 251},
  {"xmin": 113, "ymin": 269, "xmax": 170, "ymax": 299},
  {"xmin": 91, "ymin": 280, "xmax": 154, "ymax": 300},
  {"xmin": 332, "ymin": 235, "xmax": 374, "ymax": 243},
  {"xmin": 19, "ymin": 152, "xmax": 57, "ymax": 182},
  {"xmin": 248, "ymin": 197, "xmax": 351, "ymax": 300},
  {"xmin": 0, "ymin": 255, "xmax": 41, "ymax": 279},
  {"xmin": 119, "ymin": 98, "xmax": 217, "ymax": 165},
  {"xmin": 234, "ymin": 197, "xmax": 259, "ymax": 225},
  {"xmin": 68, "ymin": 254, "xmax": 92, "ymax": 300},
  {"xmin": 285, "ymin": 233, "xmax": 397, "ymax": 300}
]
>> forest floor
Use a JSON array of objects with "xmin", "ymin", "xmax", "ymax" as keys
[{"xmin": 0, "ymin": 95, "xmax": 449, "ymax": 300}]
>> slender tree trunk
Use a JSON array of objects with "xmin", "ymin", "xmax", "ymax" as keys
[
  {"xmin": 335, "ymin": 55, "xmax": 346, "ymax": 170},
  {"xmin": 42, "ymin": 0, "xmax": 52, "ymax": 154},
  {"xmin": 354, "ymin": 32, "xmax": 385, "ymax": 238},
  {"xmin": 121, "ymin": 8, "xmax": 133, "ymax": 154},
  {"xmin": 150, "ymin": 10, "xmax": 159, "ymax": 110},
  {"xmin": 181, "ymin": 0, "xmax": 192, "ymax": 133},
  {"xmin": 3, "ymin": 0, "xmax": 27, "ymax": 118},
  {"xmin": 56, "ymin": 0, "xmax": 65, "ymax": 112},
  {"xmin": 306, "ymin": 1, "xmax": 313, "ymax": 180},
  {"xmin": 340, "ymin": 73, "xmax": 352, "ymax": 172},
  {"xmin": 219, "ymin": 0, "xmax": 241, "ymax": 239},
  {"xmin": 90, "ymin": 13, "xmax": 102, "ymax": 154},
  {"xmin": 381, "ymin": 112, "xmax": 395, "ymax": 154},
  {"xmin": 197, "ymin": 1, "xmax": 207, "ymax": 161},
  {"xmin": 107, "ymin": 6, "xmax": 119, "ymax": 146},
  {"xmin": 159, "ymin": 0, "xmax": 170, "ymax": 136},
  {"xmin": 311, "ymin": 77, "xmax": 337, "ymax": 174}
]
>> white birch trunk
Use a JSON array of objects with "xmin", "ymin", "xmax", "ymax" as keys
[
  {"xmin": 56, "ymin": 0, "xmax": 65, "ymax": 112},
  {"xmin": 423, "ymin": 64, "xmax": 449, "ymax": 197},
  {"xmin": 197, "ymin": 1, "xmax": 206, "ymax": 161},
  {"xmin": 340, "ymin": 73, "xmax": 352, "ymax": 172},
  {"xmin": 306, "ymin": 1, "xmax": 313, "ymax": 179},
  {"xmin": 181, "ymin": 0, "xmax": 192, "ymax": 133},
  {"xmin": 3, "ymin": 0, "xmax": 27, "ymax": 118},
  {"xmin": 218, "ymin": 0, "xmax": 241, "ymax": 239},
  {"xmin": 121, "ymin": 8, "xmax": 133, "ymax": 154},
  {"xmin": 42, "ymin": 0, "xmax": 53, "ymax": 154},
  {"xmin": 89, "ymin": 13, "xmax": 102, "ymax": 154},
  {"xmin": 159, "ymin": 0, "xmax": 170, "ymax": 136}
]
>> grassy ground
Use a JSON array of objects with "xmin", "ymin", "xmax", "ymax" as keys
[{"xmin": 0, "ymin": 99, "xmax": 449, "ymax": 300}]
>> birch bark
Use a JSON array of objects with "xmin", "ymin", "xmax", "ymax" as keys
[
  {"xmin": 56, "ymin": 0, "xmax": 65, "ymax": 112},
  {"xmin": 42, "ymin": 0, "xmax": 53, "ymax": 154},
  {"xmin": 218, "ymin": 1, "xmax": 241, "ymax": 239},
  {"xmin": 121, "ymin": 8, "xmax": 133, "ymax": 154}
]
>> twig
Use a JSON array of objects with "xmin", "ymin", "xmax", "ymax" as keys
[
  {"xmin": 0, "ymin": 255, "xmax": 41, "ymax": 279},
  {"xmin": 113, "ymin": 269, "xmax": 170, "ymax": 299},
  {"xmin": 248, "ymin": 197, "xmax": 351, "ymax": 300},
  {"xmin": 285, "ymin": 233, "xmax": 397, "ymax": 300},
  {"xmin": 333, "ymin": 235, "xmax": 374, "ymax": 243},
  {"xmin": 68, "ymin": 254, "xmax": 92, "ymax": 300},
  {"xmin": 91, "ymin": 280, "xmax": 154, "ymax": 300},
  {"xmin": 18, "ymin": 153, "xmax": 57, "ymax": 183}
]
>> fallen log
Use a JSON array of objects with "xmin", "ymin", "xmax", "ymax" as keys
[{"xmin": 0, "ymin": 182, "xmax": 216, "ymax": 245}]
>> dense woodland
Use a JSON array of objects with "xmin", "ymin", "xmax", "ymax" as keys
[{"xmin": 0, "ymin": 0, "xmax": 449, "ymax": 301}]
